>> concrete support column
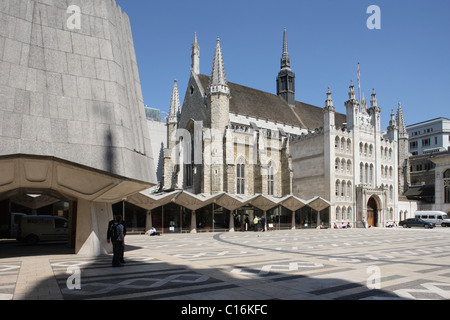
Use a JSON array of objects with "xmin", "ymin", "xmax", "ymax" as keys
[
  {"xmin": 191, "ymin": 210, "xmax": 197, "ymax": 233},
  {"xmin": 317, "ymin": 210, "xmax": 321, "ymax": 227},
  {"xmin": 291, "ymin": 210, "xmax": 296, "ymax": 230},
  {"xmin": 75, "ymin": 199, "xmax": 112, "ymax": 256},
  {"xmin": 263, "ymin": 211, "xmax": 267, "ymax": 231},
  {"xmin": 229, "ymin": 211, "xmax": 235, "ymax": 232},
  {"xmin": 146, "ymin": 210, "xmax": 152, "ymax": 231}
]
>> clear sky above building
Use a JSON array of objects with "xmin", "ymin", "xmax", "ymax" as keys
[{"xmin": 116, "ymin": 0, "xmax": 450, "ymax": 129}]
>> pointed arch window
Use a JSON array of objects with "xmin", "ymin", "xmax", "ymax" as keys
[
  {"xmin": 268, "ymin": 163, "xmax": 275, "ymax": 196},
  {"xmin": 335, "ymin": 180, "xmax": 340, "ymax": 197},
  {"xmin": 237, "ymin": 159, "xmax": 245, "ymax": 195}
]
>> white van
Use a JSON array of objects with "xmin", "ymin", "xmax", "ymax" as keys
[
  {"xmin": 17, "ymin": 215, "xmax": 68, "ymax": 244},
  {"xmin": 415, "ymin": 211, "xmax": 450, "ymax": 227}
]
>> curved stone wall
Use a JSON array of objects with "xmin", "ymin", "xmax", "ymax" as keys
[{"xmin": 0, "ymin": 0, "xmax": 155, "ymax": 184}]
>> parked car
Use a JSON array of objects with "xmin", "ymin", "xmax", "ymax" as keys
[
  {"xmin": 17, "ymin": 215, "xmax": 68, "ymax": 245},
  {"xmin": 415, "ymin": 211, "xmax": 450, "ymax": 227},
  {"xmin": 399, "ymin": 218, "xmax": 435, "ymax": 229}
]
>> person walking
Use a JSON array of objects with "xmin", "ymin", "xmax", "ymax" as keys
[{"xmin": 110, "ymin": 215, "xmax": 125, "ymax": 267}]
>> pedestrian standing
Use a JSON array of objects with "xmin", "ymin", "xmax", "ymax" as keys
[
  {"xmin": 107, "ymin": 215, "xmax": 126, "ymax": 264},
  {"xmin": 110, "ymin": 215, "xmax": 125, "ymax": 267},
  {"xmin": 253, "ymin": 216, "xmax": 259, "ymax": 232}
]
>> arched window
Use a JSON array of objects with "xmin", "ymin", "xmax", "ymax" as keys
[
  {"xmin": 335, "ymin": 136, "xmax": 340, "ymax": 150},
  {"xmin": 347, "ymin": 139, "xmax": 352, "ymax": 154},
  {"xmin": 336, "ymin": 206, "xmax": 341, "ymax": 221},
  {"xmin": 236, "ymin": 159, "xmax": 245, "ymax": 195},
  {"xmin": 360, "ymin": 163, "xmax": 364, "ymax": 184},
  {"xmin": 347, "ymin": 181, "xmax": 352, "ymax": 199},
  {"xmin": 365, "ymin": 163, "xmax": 369, "ymax": 185},
  {"xmin": 341, "ymin": 180, "xmax": 346, "ymax": 197},
  {"xmin": 370, "ymin": 164, "xmax": 374, "ymax": 187},
  {"xmin": 342, "ymin": 207, "xmax": 347, "ymax": 221},
  {"xmin": 268, "ymin": 163, "xmax": 275, "ymax": 196},
  {"xmin": 336, "ymin": 180, "xmax": 340, "ymax": 197},
  {"xmin": 347, "ymin": 206, "xmax": 352, "ymax": 220},
  {"xmin": 347, "ymin": 160, "xmax": 352, "ymax": 174}
]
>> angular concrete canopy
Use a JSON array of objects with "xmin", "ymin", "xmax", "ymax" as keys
[
  {"xmin": 173, "ymin": 191, "xmax": 222, "ymax": 211},
  {"xmin": 215, "ymin": 193, "xmax": 252, "ymax": 211},
  {"xmin": 279, "ymin": 195, "xmax": 307, "ymax": 212},
  {"xmin": 0, "ymin": 155, "xmax": 152, "ymax": 204},
  {"xmin": 246, "ymin": 194, "xmax": 281, "ymax": 212},
  {"xmin": 127, "ymin": 190, "xmax": 180, "ymax": 211},
  {"xmin": 306, "ymin": 196, "xmax": 332, "ymax": 212},
  {"xmin": 127, "ymin": 190, "xmax": 331, "ymax": 213}
]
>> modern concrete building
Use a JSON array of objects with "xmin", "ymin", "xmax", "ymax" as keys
[
  {"xmin": 403, "ymin": 118, "xmax": 450, "ymax": 213},
  {"xmin": 407, "ymin": 117, "xmax": 450, "ymax": 155},
  {"xmin": 0, "ymin": 0, "xmax": 156, "ymax": 255},
  {"xmin": 431, "ymin": 152, "xmax": 450, "ymax": 214}
]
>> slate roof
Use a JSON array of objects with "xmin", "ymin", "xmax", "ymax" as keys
[{"xmin": 198, "ymin": 74, "xmax": 347, "ymax": 130}]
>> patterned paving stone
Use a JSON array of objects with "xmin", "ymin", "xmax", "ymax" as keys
[{"xmin": 1, "ymin": 227, "xmax": 450, "ymax": 301}]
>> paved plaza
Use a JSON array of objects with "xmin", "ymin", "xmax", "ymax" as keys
[{"xmin": 1, "ymin": 227, "xmax": 450, "ymax": 301}]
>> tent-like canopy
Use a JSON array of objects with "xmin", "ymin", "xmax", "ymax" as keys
[{"xmin": 128, "ymin": 189, "xmax": 332, "ymax": 213}]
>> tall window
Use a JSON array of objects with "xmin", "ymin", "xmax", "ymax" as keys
[
  {"xmin": 237, "ymin": 162, "xmax": 245, "ymax": 194},
  {"xmin": 444, "ymin": 170, "xmax": 450, "ymax": 204},
  {"xmin": 268, "ymin": 164, "xmax": 275, "ymax": 195},
  {"xmin": 360, "ymin": 163, "xmax": 364, "ymax": 185},
  {"xmin": 369, "ymin": 164, "xmax": 374, "ymax": 187}
]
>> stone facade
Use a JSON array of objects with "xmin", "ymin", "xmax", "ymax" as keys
[
  {"xmin": 291, "ymin": 87, "xmax": 412, "ymax": 227},
  {"xmin": 0, "ymin": 0, "xmax": 156, "ymax": 255},
  {"xmin": 0, "ymin": 0, "xmax": 154, "ymax": 182},
  {"xmin": 162, "ymin": 31, "xmax": 413, "ymax": 228}
]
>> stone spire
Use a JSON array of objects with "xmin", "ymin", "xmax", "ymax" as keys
[
  {"xmin": 191, "ymin": 32, "xmax": 200, "ymax": 75},
  {"xmin": 324, "ymin": 87, "xmax": 335, "ymax": 128},
  {"xmin": 348, "ymin": 80, "xmax": 356, "ymax": 101},
  {"xmin": 361, "ymin": 92, "xmax": 368, "ymax": 113},
  {"xmin": 208, "ymin": 37, "xmax": 229, "ymax": 96},
  {"xmin": 325, "ymin": 87, "xmax": 335, "ymax": 111},
  {"xmin": 389, "ymin": 109, "xmax": 397, "ymax": 128},
  {"xmin": 281, "ymin": 28, "xmax": 291, "ymax": 70},
  {"xmin": 168, "ymin": 79, "xmax": 181, "ymax": 124},
  {"xmin": 370, "ymin": 88, "xmax": 378, "ymax": 108},
  {"xmin": 396, "ymin": 102, "xmax": 408, "ymax": 139},
  {"xmin": 277, "ymin": 29, "xmax": 295, "ymax": 106}
]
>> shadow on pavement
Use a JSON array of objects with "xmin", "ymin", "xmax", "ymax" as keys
[{"xmin": 16, "ymin": 244, "xmax": 404, "ymax": 303}]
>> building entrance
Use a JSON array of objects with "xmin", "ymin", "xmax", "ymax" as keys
[{"xmin": 367, "ymin": 197, "xmax": 378, "ymax": 227}]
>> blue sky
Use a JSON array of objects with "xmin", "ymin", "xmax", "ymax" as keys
[{"xmin": 116, "ymin": 0, "xmax": 450, "ymax": 129}]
